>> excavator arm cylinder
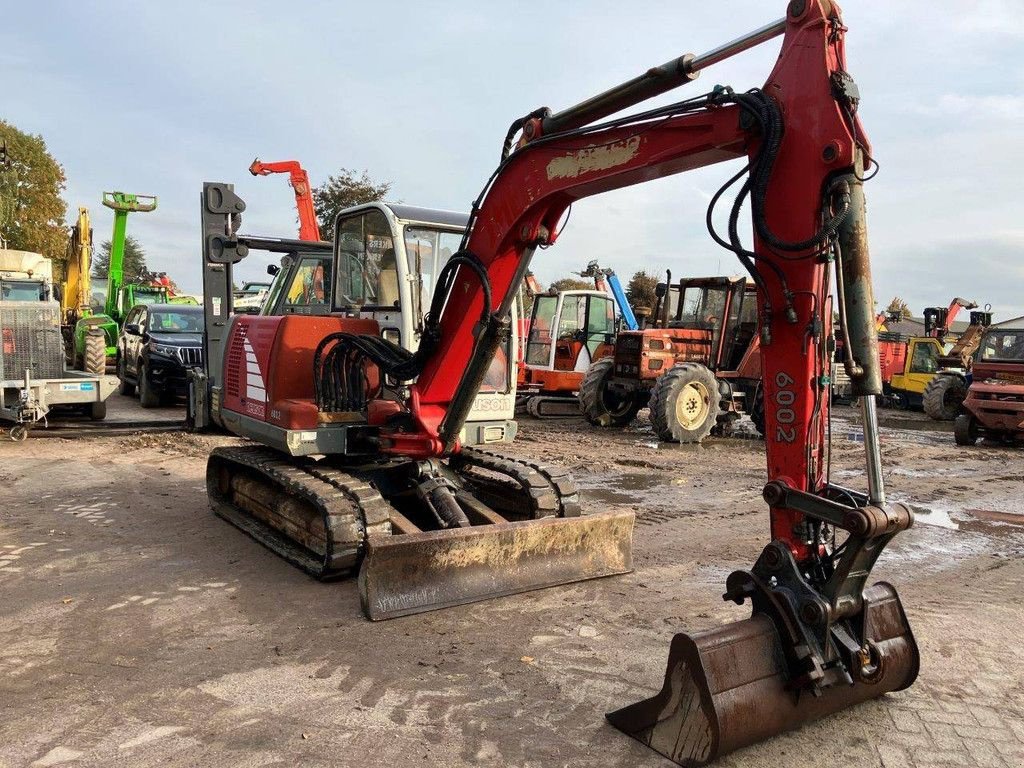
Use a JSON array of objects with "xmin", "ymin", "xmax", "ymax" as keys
[{"xmin": 835, "ymin": 153, "xmax": 882, "ymax": 397}]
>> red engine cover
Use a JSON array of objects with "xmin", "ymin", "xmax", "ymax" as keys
[{"xmin": 222, "ymin": 314, "xmax": 381, "ymax": 430}]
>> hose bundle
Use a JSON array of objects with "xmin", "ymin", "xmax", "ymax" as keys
[{"xmin": 314, "ymin": 252, "xmax": 492, "ymax": 413}]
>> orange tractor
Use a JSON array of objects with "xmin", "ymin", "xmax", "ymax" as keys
[{"xmin": 580, "ymin": 273, "xmax": 763, "ymax": 442}]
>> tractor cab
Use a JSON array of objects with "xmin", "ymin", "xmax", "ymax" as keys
[{"xmin": 613, "ymin": 275, "xmax": 756, "ymax": 383}]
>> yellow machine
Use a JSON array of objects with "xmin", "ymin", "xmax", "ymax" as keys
[
  {"xmin": 887, "ymin": 299, "xmax": 992, "ymax": 418},
  {"xmin": 62, "ymin": 207, "xmax": 92, "ymax": 324}
]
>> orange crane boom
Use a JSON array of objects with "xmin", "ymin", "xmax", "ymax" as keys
[{"xmin": 248, "ymin": 158, "xmax": 321, "ymax": 241}]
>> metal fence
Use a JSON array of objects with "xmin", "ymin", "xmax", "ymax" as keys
[{"xmin": 0, "ymin": 301, "xmax": 64, "ymax": 381}]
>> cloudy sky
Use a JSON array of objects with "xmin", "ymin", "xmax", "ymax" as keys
[{"xmin": 5, "ymin": 1, "xmax": 1024, "ymax": 320}]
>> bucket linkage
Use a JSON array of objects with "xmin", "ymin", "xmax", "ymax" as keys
[{"xmin": 607, "ymin": 480, "xmax": 920, "ymax": 767}]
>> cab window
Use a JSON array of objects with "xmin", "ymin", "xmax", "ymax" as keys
[
  {"xmin": 284, "ymin": 256, "xmax": 333, "ymax": 312},
  {"xmin": 909, "ymin": 342, "xmax": 939, "ymax": 373},
  {"xmin": 405, "ymin": 227, "xmax": 462, "ymax": 324},
  {"xmin": 335, "ymin": 210, "xmax": 398, "ymax": 309},
  {"xmin": 585, "ymin": 295, "xmax": 615, "ymax": 356},
  {"xmin": 526, "ymin": 295, "xmax": 558, "ymax": 366}
]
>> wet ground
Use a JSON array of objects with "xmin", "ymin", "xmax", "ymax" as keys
[{"xmin": 1, "ymin": 403, "xmax": 1022, "ymax": 767}]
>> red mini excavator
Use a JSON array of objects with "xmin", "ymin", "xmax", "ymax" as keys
[
  {"xmin": 248, "ymin": 158, "xmax": 321, "ymax": 241},
  {"xmin": 204, "ymin": 1, "xmax": 917, "ymax": 761}
]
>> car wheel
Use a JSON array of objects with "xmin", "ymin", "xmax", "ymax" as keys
[
  {"xmin": 117, "ymin": 356, "xmax": 136, "ymax": 396},
  {"xmin": 138, "ymin": 363, "xmax": 160, "ymax": 408}
]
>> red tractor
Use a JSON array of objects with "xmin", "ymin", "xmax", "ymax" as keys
[
  {"xmin": 580, "ymin": 274, "xmax": 762, "ymax": 442},
  {"xmin": 954, "ymin": 326, "xmax": 1024, "ymax": 445}
]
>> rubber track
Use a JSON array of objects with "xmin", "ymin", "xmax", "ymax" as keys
[
  {"xmin": 452, "ymin": 446, "xmax": 581, "ymax": 519},
  {"xmin": 208, "ymin": 445, "xmax": 384, "ymax": 580}
]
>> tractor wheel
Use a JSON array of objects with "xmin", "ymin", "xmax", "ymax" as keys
[
  {"xmin": 117, "ymin": 356, "xmax": 135, "ymax": 396},
  {"xmin": 923, "ymin": 374, "xmax": 967, "ymax": 421},
  {"xmin": 138, "ymin": 364, "xmax": 160, "ymax": 408},
  {"xmin": 953, "ymin": 414, "xmax": 978, "ymax": 446},
  {"xmin": 579, "ymin": 358, "xmax": 643, "ymax": 427},
  {"xmin": 89, "ymin": 400, "xmax": 107, "ymax": 421},
  {"xmin": 749, "ymin": 382, "xmax": 765, "ymax": 437},
  {"xmin": 649, "ymin": 363, "xmax": 721, "ymax": 444},
  {"xmin": 83, "ymin": 330, "xmax": 106, "ymax": 375}
]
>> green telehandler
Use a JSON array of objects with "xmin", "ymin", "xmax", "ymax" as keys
[{"xmin": 72, "ymin": 191, "xmax": 160, "ymax": 373}]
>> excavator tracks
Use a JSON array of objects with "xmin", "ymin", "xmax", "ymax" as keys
[
  {"xmin": 208, "ymin": 444, "xmax": 633, "ymax": 620},
  {"xmin": 450, "ymin": 445, "xmax": 582, "ymax": 520},
  {"xmin": 207, "ymin": 445, "xmax": 393, "ymax": 580}
]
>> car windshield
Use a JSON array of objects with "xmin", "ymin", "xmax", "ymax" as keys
[
  {"xmin": 150, "ymin": 311, "xmax": 204, "ymax": 333},
  {"xmin": 979, "ymin": 330, "xmax": 1024, "ymax": 361}
]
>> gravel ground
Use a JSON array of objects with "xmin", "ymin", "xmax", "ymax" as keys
[{"xmin": 1, "ymin": 403, "xmax": 1022, "ymax": 767}]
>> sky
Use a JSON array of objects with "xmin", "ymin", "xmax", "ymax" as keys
[{"xmin": 4, "ymin": 1, "xmax": 1024, "ymax": 320}]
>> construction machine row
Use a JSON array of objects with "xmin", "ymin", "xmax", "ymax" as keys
[{"xmin": 9, "ymin": 1, "xmax": 1021, "ymax": 765}]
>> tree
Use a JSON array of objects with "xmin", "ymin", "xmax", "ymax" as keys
[
  {"xmin": 886, "ymin": 296, "xmax": 912, "ymax": 321},
  {"xmin": 548, "ymin": 277, "xmax": 593, "ymax": 292},
  {"xmin": 0, "ymin": 120, "xmax": 68, "ymax": 260},
  {"xmin": 92, "ymin": 235, "xmax": 151, "ymax": 282},
  {"xmin": 313, "ymin": 169, "xmax": 392, "ymax": 239},
  {"xmin": 626, "ymin": 270, "xmax": 659, "ymax": 313}
]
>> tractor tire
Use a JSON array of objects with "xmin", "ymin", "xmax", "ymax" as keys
[
  {"xmin": 750, "ymin": 382, "xmax": 765, "ymax": 437},
  {"xmin": 649, "ymin": 363, "xmax": 721, "ymax": 444},
  {"xmin": 117, "ymin": 356, "xmax": 136, "ymax": 396},
  {"xmin": 923, "ymin": 374, "xmax": 967, "ymax": 421},
  {"xmin": 579, "ymin": 358, "xmax": 643, "ymax": 428},
  {"xmin": 953, "ymin": 413, "xmax": 978, "ymax": 446},
  {"xmin": 89, "ymin": 400, "xmax": 107, "ymax": 421},
  {"xmin": 83, "ymin": 331, "xmax": 106, "ymax": 375},
  {"xmin": 138, "ymin": 364, "xmax": 160, "ymax": 408}
]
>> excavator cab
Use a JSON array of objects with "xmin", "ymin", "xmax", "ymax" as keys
[{"xmin": 524, "ymin": 290, "xmax": 614, "ymax": 371}]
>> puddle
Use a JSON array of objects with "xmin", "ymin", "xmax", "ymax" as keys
[{"xmin": 580, "ymin": 487, "xmax": 637, "ymax": 506}]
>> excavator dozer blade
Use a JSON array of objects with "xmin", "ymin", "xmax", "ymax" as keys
[
  {"xmin": 359, "ymin": 510, "xmax": 634, "ymax": 620},
  {"xmin": 607, "ymin": 583, "xmax": 919, "ymax": 767}
]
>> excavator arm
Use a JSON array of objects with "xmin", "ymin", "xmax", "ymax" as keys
[
  {"xmin": 249, "ymin": 158, "xmax": 321, "ymax": 242},
  {"xmin": 325, "ymin": 1, "xmax": 917, "ymax": 763}
]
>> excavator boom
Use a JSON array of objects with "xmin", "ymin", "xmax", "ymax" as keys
[
  {"xmin": 249, "ymin": 158, "xmax": 321, "ymax": 241},
  {"xmin": 320, "ymin": 1, "xmax": 917, "ymax": 763}
]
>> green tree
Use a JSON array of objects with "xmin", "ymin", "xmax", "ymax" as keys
[
  {"xmin": 626, "ymin": 270, "xmax": 659, "ymax": 314},
  {"xmin": 0, "ymin": 120, "xmax": 68, "ymax": 259},
  {"xmin": 91, "ymin": 235, "xmax": 151, "ymax": 282},
  {"xmin": 885, "ymin": 296, "xmax": 912, "ymax": 321},
  {"xmin": 313, "ymin": 169, "xmax": 392, "ymax": 239},
  {"xmin": 548, "ymin": 277, "xmax": 593, "ymax": 292}
]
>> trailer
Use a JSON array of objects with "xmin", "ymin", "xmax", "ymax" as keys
[{"xmin": 1, "ymin": 251, "xmax": 116, "ymax": 440}]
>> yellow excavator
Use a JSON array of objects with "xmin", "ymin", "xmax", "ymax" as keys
[{"xmin": 60, "ymin": 207, "xmax": 106, "ymax": 373}]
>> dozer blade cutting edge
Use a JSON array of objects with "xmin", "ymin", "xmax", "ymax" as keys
[
  {"xmin": 606, "ymin": 583, "xmax": 919, "ymax": 767},
  {"xmin": 359, "ymin": 510, "xmax": 634, "ymax": 620}
]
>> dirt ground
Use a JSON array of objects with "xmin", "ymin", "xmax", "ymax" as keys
[{"xmin": 1, "ymin": 396, "xmax": 1022, "ymax": 767}]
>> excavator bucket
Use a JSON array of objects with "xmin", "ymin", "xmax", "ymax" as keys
[
  {"xmin": 607, "ymin": 583, "xmax": 919, "ymax": 767},
  {"xmin": 359, "ymin": 510, "xmax": 634, "ymax": 620}
]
